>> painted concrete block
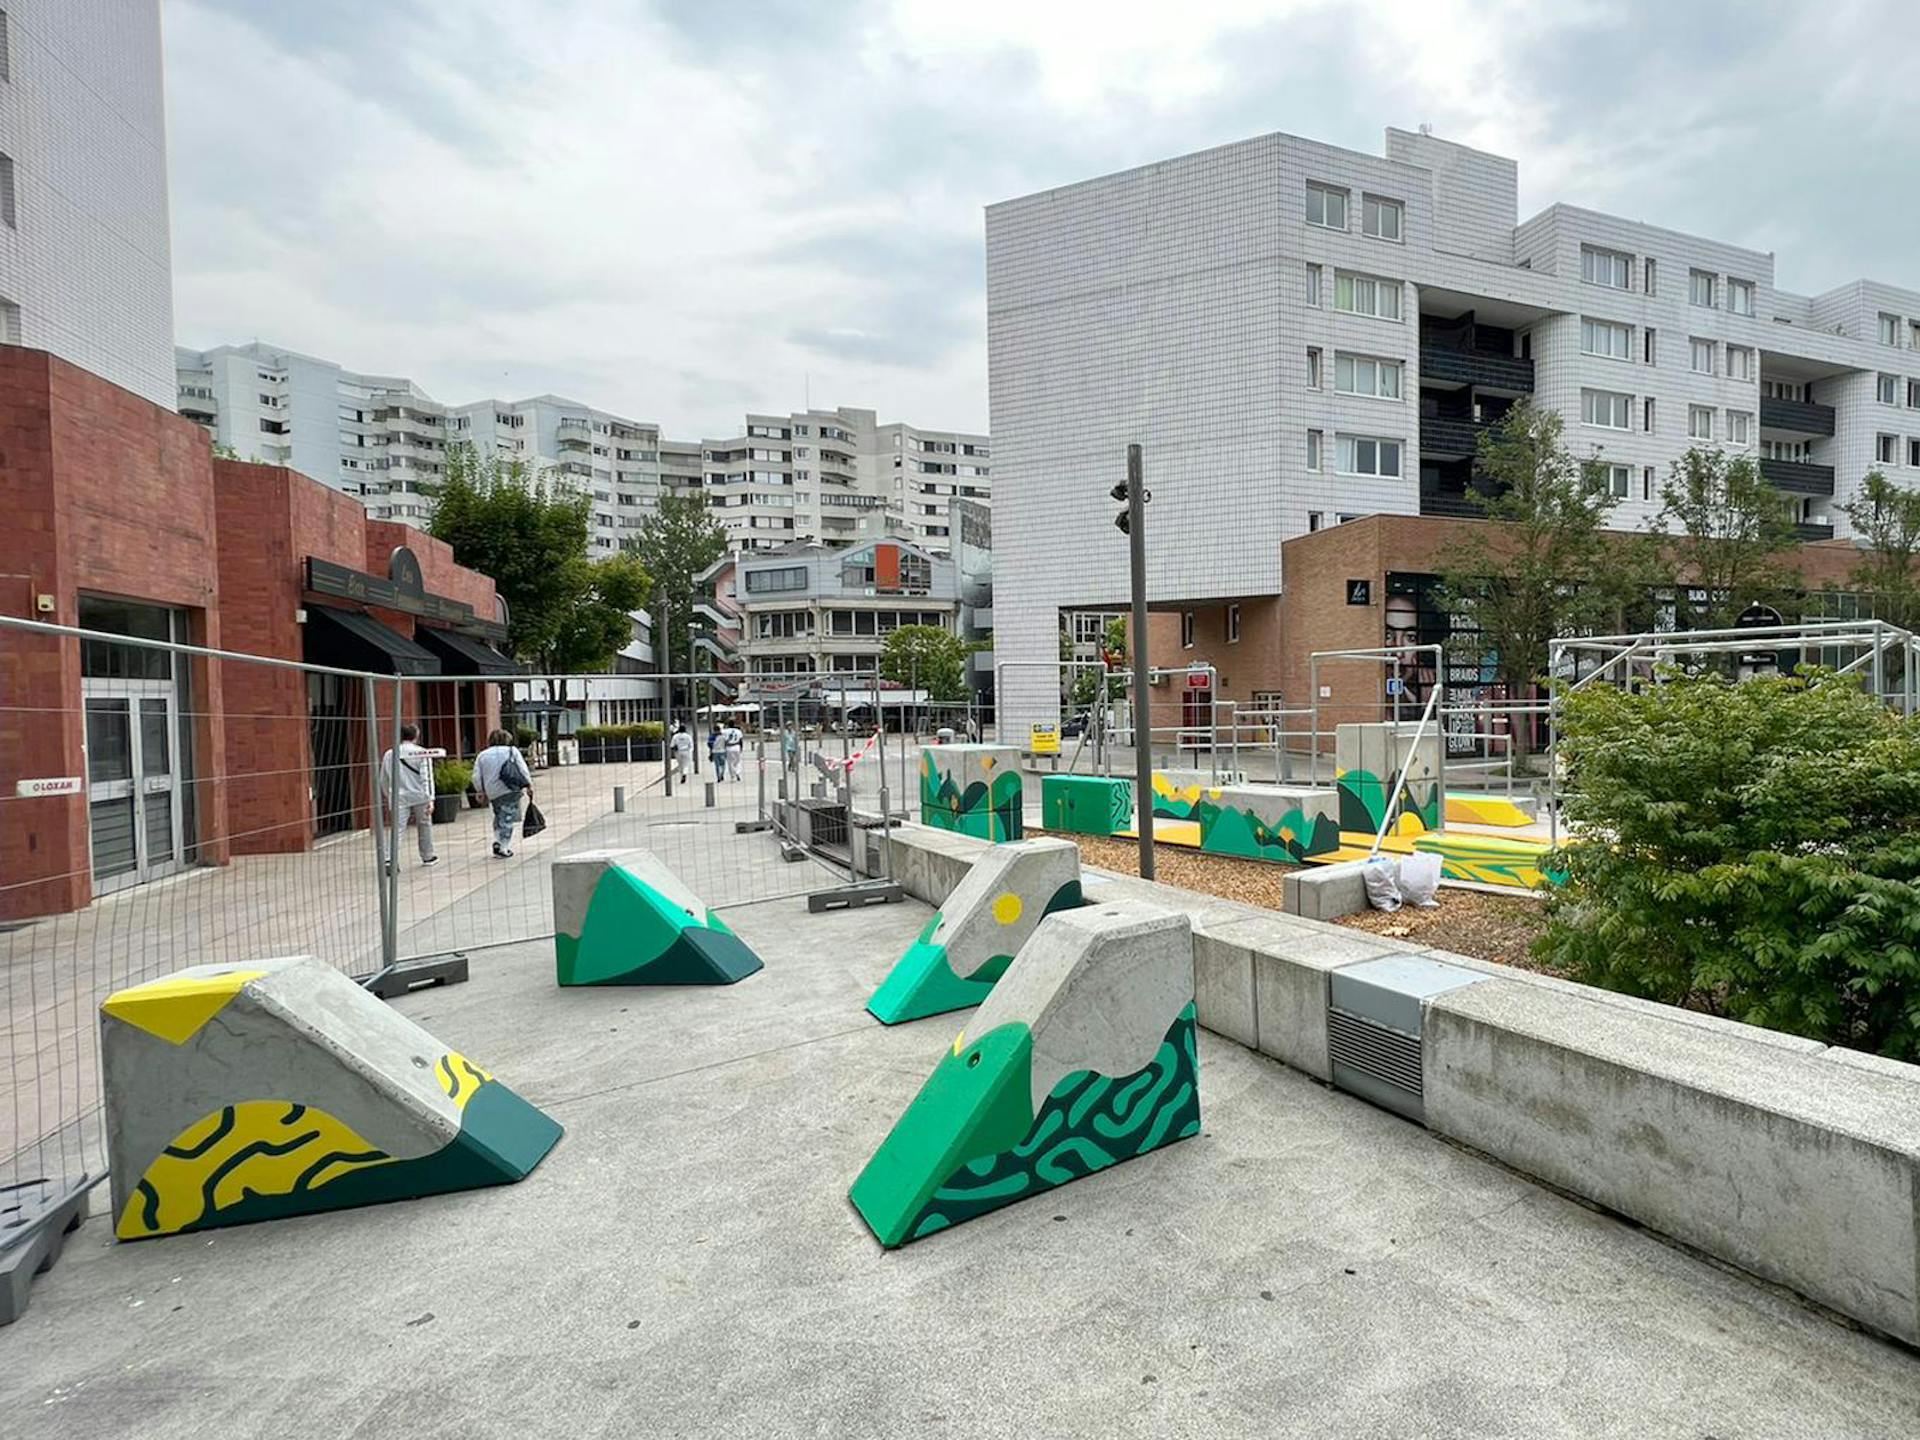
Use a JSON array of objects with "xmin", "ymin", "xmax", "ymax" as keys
[
  {"xmin": 851, "ymin": 900, "xmax": 1199, "ymax": 1247},
  {"xmin": 920, "ymin": 744, "xmax": 1024, "ymax": 842},
  {"xmin": 101, "ymin": 957, "xmax": 561, "ymax": 1241},
  {"xmin": 1041, "ymin": 773, "xmax": 1133, "ymax": 836},
  {"xmin": 1201, "ymin": 784, "xmax": 1342, "ymax": 863},
  {"xmin": 1150, "ymin": 769, "xmax": 1218, "ymax": 820},
  {"xmin": 1335, "ymin": 723, "xmax": 1442, "ymax": 834},
  {"xmin": 868, "ymin": 838, "xmax": 1085, "ymax": 1025},
  {"xmin": 1424, "ymin": 978, "xmax": 1920, "ymax": 1345},
  {"xmin": 552, "ymin": 847, "xmax": 764, "ymax": 986}
]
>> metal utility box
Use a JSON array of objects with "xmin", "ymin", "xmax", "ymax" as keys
[{"xmin": 1327, "ymin": 954, "xmax": 1487, "ymax": 1123}]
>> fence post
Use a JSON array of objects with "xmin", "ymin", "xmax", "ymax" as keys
[
  {"xmin": 364, "ymin": 675, "xmax": 389, "ymax": 953},
  {"xmin": 386, "ymin": 677, "xmax": 402, "ymax": 970}
]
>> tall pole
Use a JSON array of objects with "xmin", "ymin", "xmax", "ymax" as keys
[{"xmin": 1127, "ymin": 443, "xmax": 1155, "ymax": 882}]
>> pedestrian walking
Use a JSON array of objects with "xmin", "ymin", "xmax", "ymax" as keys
[
  {"xmin": 377, "ymin": 723, "xmax": 438, "ymax": 871},
  {"xmin": 671, "ymin": 720, "xmax": 695, "ymax": 784},
  {"xmin": 707, "ymin": 722, "xmax": 724, "ymax": 778},
  {"xmin": 722, "ymin": 719, "xmax": 745, "ymax": 781},
  {"xmin": 474, "ymin": 727, "xmax": 534, "ymax": 857}
]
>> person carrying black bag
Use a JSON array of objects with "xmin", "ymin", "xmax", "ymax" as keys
[{"xmin": 474, "ymin": 727, "xmax": 535, "ymax": 858}]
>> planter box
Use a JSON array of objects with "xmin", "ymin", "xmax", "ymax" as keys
[{"xmin": 432, "ymin": 794, "xmax": 463, "ymax": 824}]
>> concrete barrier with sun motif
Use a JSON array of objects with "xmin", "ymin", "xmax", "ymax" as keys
[
  {"xmin": 866, "ymin": 837, "xmax": 1084, "ymax": 1025},
  {"xmin": 101, "ymin": 957, "xmax": 561, "ymax": 1241}
]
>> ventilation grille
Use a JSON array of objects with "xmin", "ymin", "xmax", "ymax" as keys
[{"xmin": 1327, "ymin": 1008, "xmax": 1422, "ymax": 1096}]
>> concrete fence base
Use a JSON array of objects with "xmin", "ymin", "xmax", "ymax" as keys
[{"xmin": 878, "ymin": 821, "xmax": 1920, "ymax": 1346}]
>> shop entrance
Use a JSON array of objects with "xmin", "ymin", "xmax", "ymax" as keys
[{"xmin": 78, "ymin": 597, "xmax": 190, "ymax": 894}]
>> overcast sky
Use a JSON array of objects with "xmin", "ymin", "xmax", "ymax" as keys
[{"xmin": 165, "ymin": 0, "xmax": 1919, "ymax": 439}]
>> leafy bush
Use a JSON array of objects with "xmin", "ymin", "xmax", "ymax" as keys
[
  {"xmin": 512, "ymin": 724, "xmax": 538, "ymax": 749},
  {"xmin": 574, "ymin": 725, "xmax": 612, "ymax": 744},
  {"xmin": 433, "ymin": 759, "xmax": 474, "ymax": 796},
  {"xmin": 1538, "ymin": 668, "xmax": 1920, "ymax": 1060}
]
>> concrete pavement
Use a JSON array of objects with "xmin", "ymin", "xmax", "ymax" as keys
[{"xmin": 6, "ymin": 889, "xmax": 1919, "ymax": 1438}]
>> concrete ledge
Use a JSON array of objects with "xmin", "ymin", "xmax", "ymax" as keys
[
  {"xmin": 1282, "ymin": 860, "xmax": 1372, "ymax": 921},
  {"xmin": 1424, "ymin": 978, "xmax": 1920, "ymax": 1345}
]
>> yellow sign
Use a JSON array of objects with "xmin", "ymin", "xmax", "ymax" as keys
[{"xmin": 1029, "ymin": 722, "xmax": 1060, "ymax": 756}]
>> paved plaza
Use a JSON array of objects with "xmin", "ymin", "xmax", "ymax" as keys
[{"xmin": 6, "ymin": 874, "xmax": 1920, "ymax": 1439}]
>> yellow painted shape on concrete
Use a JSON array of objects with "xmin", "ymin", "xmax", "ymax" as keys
[
  {"xmin": 1394, "ymin": 812, "xmax": 1429, "ymax": 838},
  {"xmin": 1116, "ymin": 818, "xmax": 1204, "ymax": 847},
  {"xmin": 117, "ymin": 1100, "xmax": 396, "ymax": 1239},
  {"xmin": 991, "ymin": 892, "xmax": 1024, "ymax": 926},
  {"xmin": 101, "ymin": 969, "xmax": 267, "ymax": 1046},
  {"xmin": 435, "ymin": 1051, "xmax": 493, "ymax": 1110},
  {"xmin": 1445, "ymin": 793, "xmax": 1535, "ymax": 828}
]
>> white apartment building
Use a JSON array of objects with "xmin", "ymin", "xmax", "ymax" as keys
[
  {"xmin": 725, "ymin": 539, "xmax": 959, "ymax": 681},
  {"xmin": 691, "ymin": 407, "xmax": 990, "ymax": 555},
  {"xmin": 0, "ymin": 1, "xmax": 175, "ymax": 406},
  {"xmin": 986, "ymin": 124, "xmax": 1920, "ymax": 734},
  {"xmin": 451, "ymin": 396, "xmax": 664, "ymax": 553}
]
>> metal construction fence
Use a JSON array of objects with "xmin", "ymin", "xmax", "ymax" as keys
[{"xmin": 0, "ymin": 612, "xmax": 905, "ymax": 1259}]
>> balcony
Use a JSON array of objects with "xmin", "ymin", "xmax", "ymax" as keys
[
  {"xmin": 1419, "ymin": 345, "xmax": 1534, "ymax": 394},
  {"xmin": 1418, "ymin": 415, "xmax": 1485, "ymax": 460},
  {"xmin": 1795, "ymin": 521, "xmax": 1836, "ymax": 542},
  {"xmin": 1418, "ymin": 490, "xmax": 1489, "ymax": 519},
  {"xmin": 1760, "ymin": 458, "xmax": 1836, "ymax": 497},
  {"xmin": 1759, "ymin": 395, "xmax": 1836, "ymax": 437}
]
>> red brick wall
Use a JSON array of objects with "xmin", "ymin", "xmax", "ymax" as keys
[{"xmin": 0, "ymin": 351, "xmax": 229, "ymax": 918}]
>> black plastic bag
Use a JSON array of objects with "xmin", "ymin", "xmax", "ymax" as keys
[{"xmin": 522, "ymin": 800, "xmax": 548, "ymax": 839}]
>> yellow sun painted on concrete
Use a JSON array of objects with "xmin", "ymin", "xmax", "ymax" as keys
[
  {"xmin": 990, "ymin": 892, "xmax": 1023, "ymax": 926},
  {"xmin": 981, "ymin": 756, "xmax": 996, "ymax": 770}
]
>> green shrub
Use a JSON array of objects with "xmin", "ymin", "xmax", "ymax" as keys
[
  {"xmin": 1538, "ymin": 668, "xmax": 1920, "ymax": 1060},
  {"xmin": 433, "ymin": 759, "xmax": 474, "ymax": 796},
  {"xmin": 512, "ymin": 724, "xmax": 538, "ymax": 749},
  {"xmin": 574, "ymin": 725, "xmax": 611, "ymax": 743}
]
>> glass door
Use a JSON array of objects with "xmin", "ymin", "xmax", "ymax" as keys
[{"xmin": 83, "ymin": 681, "xmax": 183, "ymax": 893}]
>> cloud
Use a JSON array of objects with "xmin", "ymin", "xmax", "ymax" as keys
[{"xmin": 165, "ymin": 0, "xmax": 1920, "ymax": 439}]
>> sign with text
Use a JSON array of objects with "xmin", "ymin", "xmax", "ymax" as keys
[
  {"xmin": 16, "ymin": 776, "xmax": 83, "ymax": 798},
  {"xmin": 1346, "ymin": 580, "xmax": 1373, "ymax": 606},
  {"xmin": 1029, "ymin": 722, "xmax": 1060, "ymax": 756}
]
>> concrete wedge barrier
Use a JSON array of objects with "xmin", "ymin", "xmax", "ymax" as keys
[{"xmin": 552, "ymin": 847, "xmax": 764, "ymax": 986}]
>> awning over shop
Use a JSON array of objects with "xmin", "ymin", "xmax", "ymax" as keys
[
  {"xmin": 303, "ymin": 604, "xmax": 440, "ymax": 677},
  {"xmin": 415, "ymin": 625, "xmax": 520, "ymax": 676},
  {"xmin": 823, "ymin": 689, "xmax": 931, "ymax": 709}
]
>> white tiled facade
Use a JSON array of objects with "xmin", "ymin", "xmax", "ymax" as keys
[
  {"xmin": 0, "ymin": 0, "xmax": 175, "ymax": 406},
  {"xmin": 987, "ymin": 125, "xmax": 1920, "ymax": 734}
]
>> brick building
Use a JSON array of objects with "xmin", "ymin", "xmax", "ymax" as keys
[{"xmin": 0, "ymin": 347, "xmax": 511, "ymax": 920}]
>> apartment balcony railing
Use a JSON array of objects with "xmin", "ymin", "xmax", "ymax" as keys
[
  {"xmin": 1759, "ymin": 395, "xmax": 1837, "ymax": 437},
  {"xmin": 1418, "ymin": 345, "xmax": 1534, "ymax": 394},
  {"xmin": 1760, "ymin": 458, "xmax": 1837, "ymax": 497},
  {"xmin": 1417, "ymin": 490, "xmax": 1489, "ymax": 519},
  {"xmin": 1795, "ymin": 521, "xmax": 1836, "ymax": 542},
  {"xmin": 1418, "ymin": 415, "xmax": 1485, "ymax": 460}
]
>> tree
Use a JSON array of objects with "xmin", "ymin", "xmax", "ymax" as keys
[
  {"xmin": 429, "ymin": 443, "xmax": 652, "ymax": 748},
  {"xmin": 1537, "ymin": 668, "xmax": 1920, "ymax": 1061},
  {"xmin": 881, "ymin": 624, "xmax": 970, "ymax": 702},
  {"xmin": 629, "ymin": 494, "xmax": 730, "ymax": 711},
  {"xmin": 1845, "ymin": 469, "xmax": 1920, "ymax": 632},
  {"xmin": 1653, "ymin": 447, "xmax": 1799, "ymax": 632},
  {"xmin": 1431, "ymin": 401, "xmax": 1623, "ymax": 756}
]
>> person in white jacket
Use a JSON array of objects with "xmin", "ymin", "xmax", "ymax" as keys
[
  {"xmin": 721, "ymin": 721, "xmax": 744, "ymax": 781},
  {"xmin": 670, "ymin": 722, "xmax": 695, "ymax": 783},
  {"xmin": 377, "ymin": 723, "xmax": 438, "ymax": 870}
]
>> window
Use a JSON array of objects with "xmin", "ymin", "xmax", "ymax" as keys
[
  {"xmin": 0, "ymin": 10, "xmax": 9, "ymax": 83},
  {"xmin": 1689, "ymin": 270, "xmax": 1715, "ymax": 308},
  {"xmin": 1306, "ymin": 429, "xmax": 1322, "ymax": 472},
  {"xmin": 1305, "ymin": 264, "xmax": 1321, "ymax": 307},
  {"xmin": 1581, "ymin": 318, "xmax": 1632, "ymax": 361},
  {"xmin": 1880, "ymin": 373, "xmax": 1901, "ymax": 406},
  {"xmin": 1644, "ymin": 327, "xmax": 1658, "ymax": 365},
  {"xmin": 1581, "ymin": 245, "xmax": 1632, "ymax": 289},
  {"xmin": 1306, "ymin": 183, "xmax": 1348, "ymax": 230},
  {"xmin": 1643, "ymin": 257, "xmax": 1657, "ymax": 296},
  {"xmin": 1335, "ymin": 434, "xmax": 1403, "ymax": 478},
  {"xmin": 1333, "ymin": 271, "xmax": 1402, "ymax": 320},
  {"xmin": 1308, "ymin": 511, "xmax": 1324, "ymax": 532},
  {"xmin": 1181, "ymin": 611, "xmax": 1195, "ymax": 648},
  {"xmin": 1226, "ymin": 604, "xmax": 1241, "ymax": 644},
  {"xmin": 1878, "ymin": 434, "xmax": 1899, "ymax": 465},
  {"xmin": 1582, "ymin": 389, "xmax": 1631, "ymax": 430},
  {"xmin": 1642, "ymin": 466, "xmax": 1655, "ymax": 501},
  {"xmin": 1597, "ymin": 464, "xmax": 1630, "ymax": 498},
  {"xmin": 1910, "ymin": 439, "xmax": 1920, "ymax": 469},
  {"xmin": 1688, "ymin": 406, "xmax": 1714, "ymax": 441},
  {"xmin": 745, "ymin": 565, "xmax": 808, "ymax": 594},
  {"xmin": 1881, "ymin": 313, "xmax": 1902, "ymax": 346},
  {"xmin": 1690, "ymin": 338, "xmax": 1715, "ymax": 375},
  {"xmin": 0, "ymin": 152, "xmax": 13, "ymax": 228},
  {"xmin": 1726, "ymin": 345, "xmax": 1754, "ymax": 381},
  {"xmin": 1909, "ymin": 379, "xmax": 1920, "ymax": 410},
  {"xmin": 1728, "ymin": 279, "xmax": 1754, "ymax": 316},
  {"xmin": 1306, "ymin": 348, "xmax": 1321, "ymax": 389},
  {"xmin": 1643, "ymin": 397, "xmax": 1656, "ymax": 433},
  {"xmin": 1361, "ymin": 194, "xmax": 1403, "ymax": 241},
  {"xmin": 1727, "ymin": 410, "xmax": 1752, "ymax": 445},
  {"xmin": 1334, "ymin": 353, "xmax": 1402, "ymax": 399},
  {"xmin": 0, "ymin": 297, "xmax": 22, "ymax": 345}
]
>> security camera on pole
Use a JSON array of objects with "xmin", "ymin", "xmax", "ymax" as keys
[{"xmin": 1112, "ymin": 444, "xmax": 1155, "ymax": 881}]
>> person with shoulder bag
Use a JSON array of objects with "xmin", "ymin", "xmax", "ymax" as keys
[{"xmin": 474, "ymin": 727, "xmax": 534, "ymax": 858}]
